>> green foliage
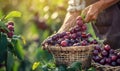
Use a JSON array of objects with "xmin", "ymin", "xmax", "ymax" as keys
[
  {"xmin": 86, "ymin": 22, "xmax": 98, "ymax": 40},
  {"xmin": 32, "ymin": 61, "xmax": 96, "ymax": 71},
  {"xmin": 7, "ymin": 51, "xmax": 14, "ymax": 71},
  {"xmin": 11, "ymin": 38, "xmax": 24, "ymax": 60},
  {"xmin": 5, "ymin": 11, "xmax": 22, "ymax": 20},
  {"xmin": 0, "ymin": 11, "xmax": 24, "ymax": 71},
  {"xmin": 57, "ymin": 65, "xmax": 67, "ymax": 71},
  {"xmin": 87, "ymin": 67, "xmax": 96, "ymax": 71},
  {"xmin": 67, "ymin": 62, "xmax": 82, "ymax": 71},
  {"xmin": 0, "ymin": 19, "xmax": 4, "ymax": 26},
  {"xmin": 0, "ymin": 33, "xmax": 7, "ymax": 63},
  {"xmin": 0, "ymin": 21, "xmax": 8, "ymax": 32},
  {"xmin": 32, "ymin": 62, "xmax": 40, "ymax": 70}
]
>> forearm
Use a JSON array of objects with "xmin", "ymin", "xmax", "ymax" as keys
[
  {"xmin": 100, "ymin": 0, "xmax": 120, "ymax": 10},
  {"xmin": 63, "ymin": 11, "xmax": 80, "ymax": 24},
  {"xmin": 58, "ymin": 0, "xmax": 85, "ymax": 33},
  {"xmin": 58, "ymin": 11, "xmax": 80, "ymax": 33}
]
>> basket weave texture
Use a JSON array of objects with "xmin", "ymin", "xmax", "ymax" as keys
[
  {"xmin": 92, "ymin": 49, "xmax": 120, "ymax": 71},
  {"xmin": 43, "ymin": 44, "xmax": 95, "ymax": 68}
]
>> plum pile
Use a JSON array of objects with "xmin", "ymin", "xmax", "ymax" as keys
[
  {"xmin": 93, "ymin": 45, "xmax": 120, "ymax": 66},
  {"xmin": 43, "ymin": 16, "xmax": 98, "ymax": 47},
  {"xmin": 0, "ymin": 21, "xmax": 14, "ymax": 38}
]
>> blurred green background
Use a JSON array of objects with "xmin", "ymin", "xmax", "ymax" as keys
[{"xmin": 0, "ymin": 0, "xmax": 68, "ymax": 71}]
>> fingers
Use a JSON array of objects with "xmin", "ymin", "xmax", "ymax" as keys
[
  {"xmin": 82, "ymin": 4, "xmax": 99, "ymax": 23},
  {"xmin": 92, "ymin": 13, "xmax": 98, "ymax": 20},
  {"xmin": 84, "ymin": 6, "xmax": 98, "ymax": 23},
  {"xmin": 81, "ymin": 6, "xmax": 90, "ymax": 18},
  {"xmin": 84, "ymin": 13, "xmax": 98, "ymax": 23},
  {"xmin": 84, "ymin": 5, "xmax": 94, "ymax": 22},
  {"xmin": 84, "ymin": 13, "xmax": 95, "ymax": 22},
  {"xmin": 81, "ymin": 5, "xmax": 94, "ymax": 23},
  {"xmin": 84, "ymin": 9, "xmax": 93, "ymax": 22}
]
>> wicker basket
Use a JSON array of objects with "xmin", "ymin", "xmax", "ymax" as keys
[
  {"xmin": 43, "ymin": 44, "xmax": 96, "ymax": 68},
  {"xmin": 92, "ymin": 49, "xmax": 120, "ymax": 71}
]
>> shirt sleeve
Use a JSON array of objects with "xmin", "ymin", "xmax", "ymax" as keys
[{"xmin": 67, "ymin": 0, "xmax": 86, "ymax": 12}]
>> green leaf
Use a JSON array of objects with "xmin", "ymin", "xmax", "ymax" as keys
[
  {"xmin": 0, "ymin": 33, "xmax": 8, "ymax": 63},
  {"xmin": 86, "ymin": 22, "xmax": 99, "ymax": 40},
  {"xmin": 67, "ymin": 62, "xmax": 82, "ymax": 71},
  {"xmin": 7, "ymin": 51, "xmax": 14, "ymax": 71},
  {"xmin": 81, "ymin": 13, "xmax": 85, "ymax": 20},
  {"xmin": 58, "ymin": 65, "xmax": 67, "ymax": 71},
  {"xmin": 88, "ymin": 37, "xmax": 94, "ymax": 42},
  {"xmin": 5, "ymin": 11, "xmax": 22, "ymax": 20},
  {"xmin": 0, "ymin": 21, "xmax": 9, "ymax": 33},
  {"xmin": 42, "ymin": 65, "xmax": 49, "ymax": 71},
  {"xmin": 87, "ymin": 67, "xmax": 96, "ymax": 71},
  {"xmin": 47, "ymin": 62, "xmax": 56, "ymax": 69},
  {"xmin": 32, "ymin": 62, "xmax": 40, "ymax": 70},
  {"xmin": 11, "ymin": 38, "xmax": 24, "ymax": 60},
  {"xmin": 8, "ymin": 41, "xmax": 15, "ymax": 54},
  {"xmin": 0, "ymin": 21, "xmax": 5, "ymax": 27}
]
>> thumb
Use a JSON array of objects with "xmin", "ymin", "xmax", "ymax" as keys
[{"xmin": 81, "ymin": 6, "xmax": 90, "ymax": 19}]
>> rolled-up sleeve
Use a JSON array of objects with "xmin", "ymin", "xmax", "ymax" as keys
[{"xmin": 67, "ymin": 0, "xmax": 86, "ymax": 12}]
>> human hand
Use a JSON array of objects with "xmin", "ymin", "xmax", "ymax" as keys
[
  {"xmin": 81, "ymin": 1, "xmax": 104, "ymax": 23},
  {"xmin": 82, "ymin": 0, "xmax": 120, "ymax": 23}
]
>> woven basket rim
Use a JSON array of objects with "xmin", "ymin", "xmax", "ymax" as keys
[
  {"xmin": 43, "ymin": 44, "xmax": 96, "ymax": 51},
  {"xmin": 92, "ymin": 60, "xmax": 120, "ymax": 70},
  {"xmin": 44, "ymin": 44, "xmax": 96, "ymax": 47}
]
